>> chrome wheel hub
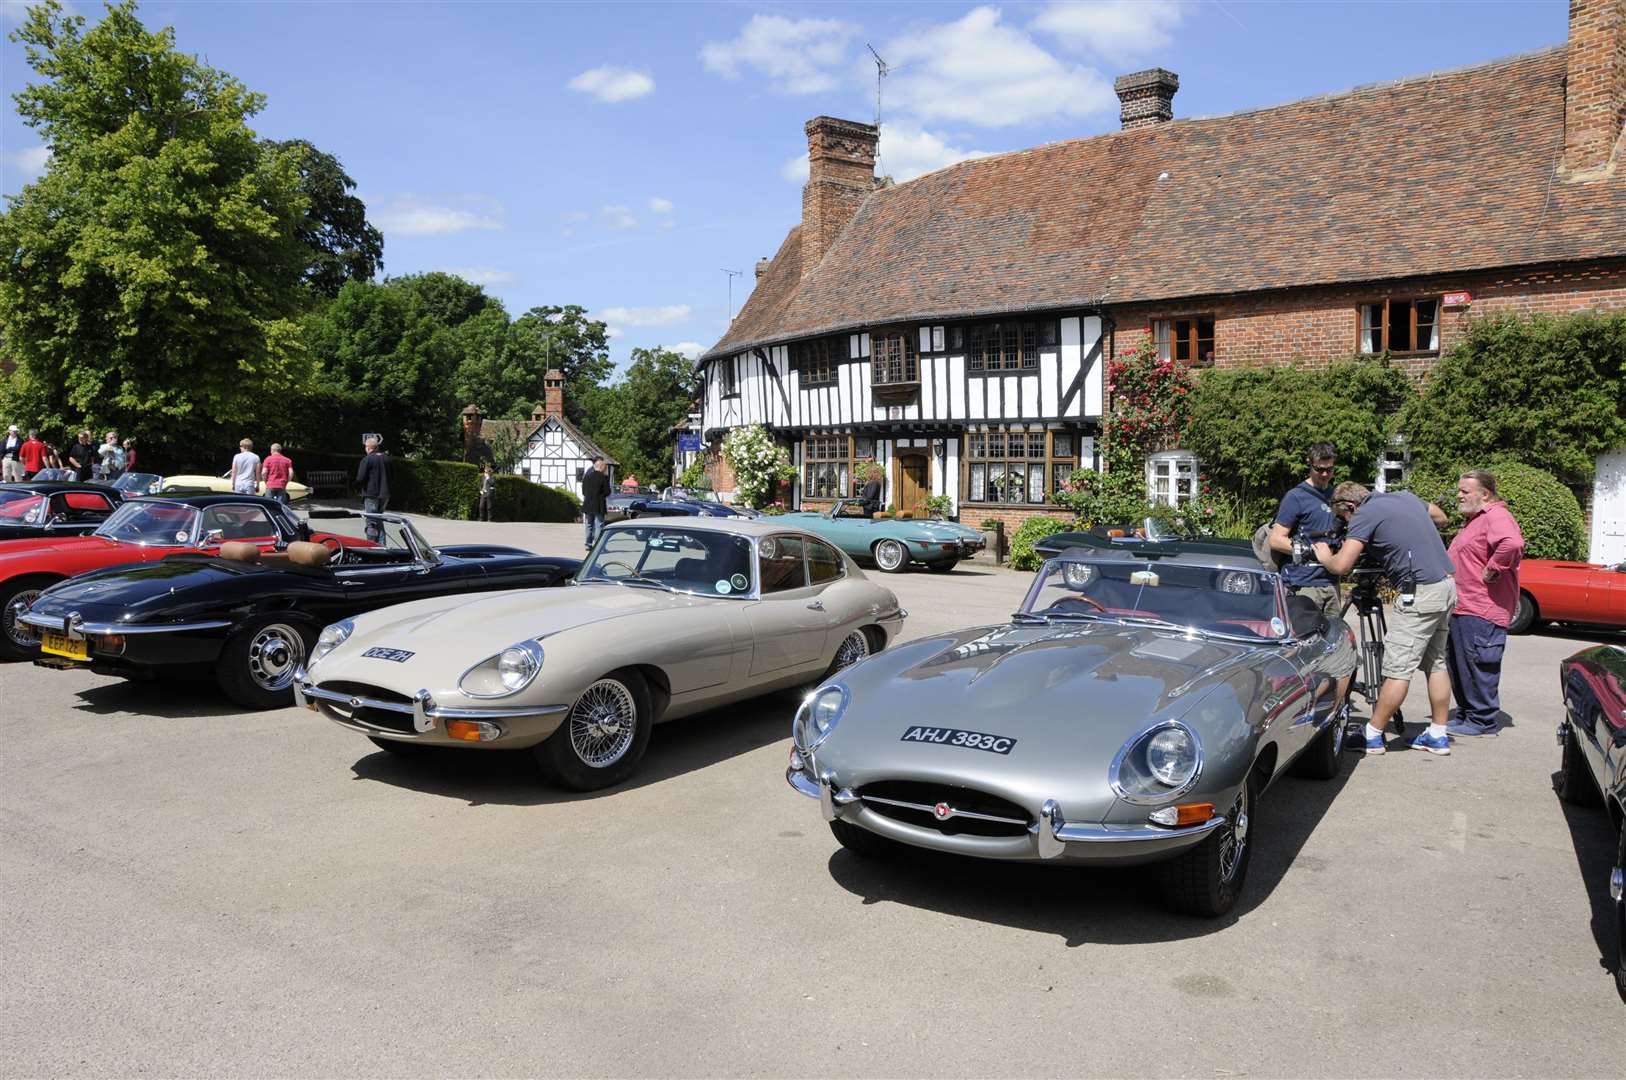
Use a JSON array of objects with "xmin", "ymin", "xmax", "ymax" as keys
[
  {"xmin": 569, "ymin": 679, "xmax": 638, "ymax": 768},
  {"xmin": 1218, "ymin": 791, "xmax": 1249, "ymax": 884},
  {"xmin": 247, "ymin": 624, "xmax": 305, "ymax": 691},
  {"xmin": 4, "ymin": 589, "xmax": 41, "ymax": 648},
  {"xmin": 833, "ymin": 630, "xmax": 869, "ymax": 670}
]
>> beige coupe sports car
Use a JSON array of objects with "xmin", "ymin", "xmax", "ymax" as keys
[{"xmin": 295, "ymin": 518, "xmax": 907, "ymax": 790}]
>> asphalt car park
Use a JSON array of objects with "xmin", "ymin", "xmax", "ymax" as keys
[{"xmin": 1, "ymin": 511, "xmax": 1620, "ymax": 1077}]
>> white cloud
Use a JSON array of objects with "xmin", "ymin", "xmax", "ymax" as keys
[
  {"xmin": 1031, "ymin": 1, "xmax": 1188, "ymax": 65},
  {"xmin": 600, "ymin": 204, "xmax": 638, "ymax": 230},
  {"xmin": 371, "ymin": 196, "xmax": 503, "ymax": 236},
  {"xmin": 605, "ymin": 326, "xmax": 624, "ymax": 339},
  {"xmin": 671, "ymin": 342, "xmax": 704, "ymax": 360},
  {"xmin": 439, "ymin": 267, "xmax": 516, "ymax": 287},
  {"xmin": 783, "ymin": 122, "xmax": 993, "ymax": 185},
  {"xmin": 781, "ymin": 153, "xmax": 811, "ymax": 184},
  {"xmin": 882, "ymin": 6, "xmax": 1115, "ymax": 128},
  {"xmin": 567, "ymin": 65, "xmax": 655, "ymax": 103},
  {"xmin": 598, "ymin": 304, "xmax": 691, "ymax": 327},
  {"xmin": 700, "ymin": 14, "xmax": 859, "ymax": 95},
  {"xmin": 0, "ymin": 144, "xmax": 50, "ymax": 178},
  {"xmin": 648, "ymin": 196, "xmax": 673, "ymax": 214}
]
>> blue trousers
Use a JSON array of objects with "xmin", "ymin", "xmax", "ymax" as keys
[
  {"xmin": 584, "ymin": 513, "xmax": 604, "ymax": 550},
  {"xmin": 1446, "ymin": 612, "xmax": 1506, "ymax": 728}
]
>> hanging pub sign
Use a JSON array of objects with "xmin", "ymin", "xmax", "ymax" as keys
[{"xmin": 676, "ymin": 434, "xmax": 702, "ymax": 452}]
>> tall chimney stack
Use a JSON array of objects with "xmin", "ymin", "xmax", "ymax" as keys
[
  {"xmin": 543, "ymin": 368, "xmax": 564, "ymax": 419},
  {"xmin": 801, "ymin": 116, "xmax": 878, "ymax": 276},
  {"xmin": 1114, "ymin": 68, "xmax": 1180, "ymax": 130},
  {"xmin": 1563, "ymin": 0, "xmax": 1625, "ymax": 175}
]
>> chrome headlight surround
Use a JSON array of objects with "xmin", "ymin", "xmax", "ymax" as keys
[
  {"xmin": 309, "ymin": 618, "xmax": 354, "ymax": 666},
  {"xmin": 1110, "ymin": 719, "xmax": 1203, "ymax": 804},
  {"xmin": 459, "ymin": 639, "xmax": 544, "ymax": 698},
  {"xmin": 793, "ymin": 684, "xmax": 849, "ymax": 753}
]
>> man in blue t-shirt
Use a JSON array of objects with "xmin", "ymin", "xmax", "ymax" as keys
[{"xmin": 1267, "ymin": 441, "xmax": 1344, "ymax": 622}]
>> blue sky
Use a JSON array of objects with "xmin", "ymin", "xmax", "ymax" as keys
[{"xmin": 2, "ymin": 1, "xmax": 1567, "ymax": 371}]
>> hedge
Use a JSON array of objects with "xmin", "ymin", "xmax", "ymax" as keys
[
  {"xmin": 1010, "ymin": 515, "xmax": 1073, "ymax": 571},
  {"xmin": 285, "ymin": 448, "xmax": 579, "ymax": 522},
  {"xmin": 1403, "ymin": 460, "xmax": 1586, "ymax": 562}
]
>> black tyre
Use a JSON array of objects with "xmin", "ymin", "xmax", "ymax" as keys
[
  {"xmin": 871, "ymin": 538, "xmax": 909, "ymax": 574},
  {"xmin": 1509, "ymin": 591, "xmax": 1538, "ymax": 634},
  {"xmin": 925, "ymin": 559, "xmax": 959, "ymax": 573},
  {"xmin": 829, "ymin": 818, "xmax": 899, "ymax": 858},
  {"xmin": 533, "ymin": 669, "xmax": 652, "ymax": 791},
  {"xmin": 1292, "ymin": 714, "xmax": 1342, "ymax": 779},
  {"xmin": 1156, "ymin": 778, "xmax": 1254, "ymax": 918},
  {"xmin": 0, "ymin": 575, "xmax": 56, "ymax": 662},
  {"xmin": 215, "ymin": 617, "xmax": 315, "ymax": 709},
  {"xmin": 367, "ymin": 736, "xmax": 437, "ymax": 757},
  {"xmin": 1555, "ymin": 721, "xmax": 1601, "ymax": 807}
]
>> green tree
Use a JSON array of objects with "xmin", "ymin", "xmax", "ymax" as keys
[
  {"xmin": 1397, "ymin": 311, "xmax": 1626, "ymax": 486},
  {"xmin": 0, "ymin": 0, "xmax": 310, "ymax": 458},
  {"xmin": 272, "ymin": 137, "xmax": 383, "ymax": 299},
  {"xmin": 453, "ymin": 305, "xmax": 544, "ymax": 420},
  {"xmin": 393, "ymin": 271, "xmax": 495, "ymax": 328},
  {"xmin": 583, "ymin": 346, "xmax": 699, "ymax": 484},
  {"xmin": 511, "ymin": 305, "xmax": 613, "ymax": 427}
]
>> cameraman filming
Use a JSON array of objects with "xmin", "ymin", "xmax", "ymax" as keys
[{"xmin": 1314, "ymin": 482, "xmax": 1455, "ymax": 755}]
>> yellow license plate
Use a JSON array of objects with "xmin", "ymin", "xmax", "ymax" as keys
[{"xmin": 41, "ymin": 631, "xmax": 88, "ymax": 661}]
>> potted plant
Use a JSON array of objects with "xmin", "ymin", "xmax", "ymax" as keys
[{"xmin": 924, "ymin": 494, "xmax": 953, "ymax": 520}]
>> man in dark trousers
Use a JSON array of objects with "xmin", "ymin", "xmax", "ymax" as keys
[
  {"xmin": 580, "ymin": 457, "xmax": 610, "ymax": 551},
  {"xmin": 356, "ymin": 435, "xmax": 391, "ymax": 542},
  {"xmin": 860, "ymin": 471, "xmax": 883, "ymax": 517}
]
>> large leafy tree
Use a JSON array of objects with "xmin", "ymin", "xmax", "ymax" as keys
[
  {"xmin": 393, "ymin": 271, "xmax": 494, "ymax": 328},
  {"xmin": 272, "ymin": 138, "xmax": 383, "ymax": 299},
  {"xmin": 584, "ymin": 346, "xmax": 700, "ymax": 485},
  {"xmin": 0, "ymin": 1, "xmax": 311, "ymax": 456}
]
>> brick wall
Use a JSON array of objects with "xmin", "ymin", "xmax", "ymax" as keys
[{"xmin": 1110, "ymin": 258, "xmax": 1626, "ymax": 379}]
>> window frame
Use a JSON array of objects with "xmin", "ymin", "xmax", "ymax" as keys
[
  {"xmin": 1357, "ymin": 298, "xmax": 1440, "ymax": 356},
  {"xmin": 801, "ymin": 434, "xmax": 871, "ymax": 501},
  {"xmin": 870, "ymin": 327, "xmax": 920, "ymax": 386},
  {"xmin": 1145, "ymin": 449, "xmax": 1200, "ymax": 508},
  {"xmin": 1151, "ymin": 315, "xmax": 1216, "ymax": 368},
  {"xmin": 960, "ymin": 428, "xmax": 1079, "ymax": 507},
  {"xmin": 716, "ymin": 357, "xmax": 740, "ymax": 398},
  {"xmin": 954, "ymin": 318, "xmax": 1057, "ymax": 375},
  {"xmin": 791, "ymin": 336, "xmax": 841, "ymax": 388}
]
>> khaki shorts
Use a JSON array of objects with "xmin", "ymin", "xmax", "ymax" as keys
[
  {"xmin": 1291, "ymin": 585, "xmax": 1343, "ymax": 623},
  {"xmin": 1382, "ymin": 578, "xmax": 1457, "ymax": 681}
]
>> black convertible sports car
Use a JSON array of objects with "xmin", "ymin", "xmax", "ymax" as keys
[
  {"xmin": 0, "ymin": 482, "xmax": 122, "ymax": 542},
  {"xmin": 21, "ymin": 510, "xmax": 579, "ymax": 709}
]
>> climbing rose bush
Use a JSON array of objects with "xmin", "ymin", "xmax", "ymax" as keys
[{"xmin": 722, "ymin": 424, "xmax": 796, "ymax": 509}]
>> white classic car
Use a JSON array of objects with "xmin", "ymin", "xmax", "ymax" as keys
[{"xmin": 295, "ymin": 518, "xmax": 907, "ymax": 790}]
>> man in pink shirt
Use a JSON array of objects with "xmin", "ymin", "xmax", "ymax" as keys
[
  {"xmin": 1445, "ymin": 469, "xmax": 1525, "ymax": 737},
  {"xmin": 260, "ymin": 443, "xmax": 294, "ymax": 504}
]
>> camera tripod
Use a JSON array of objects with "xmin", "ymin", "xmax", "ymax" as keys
[{"xmin": 1340, "ymin": 569, "xmax": 1407, "ymax": 744}]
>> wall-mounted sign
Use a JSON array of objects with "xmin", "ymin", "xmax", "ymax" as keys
[
  {"xmin": 1442, "ymin": 291, "xmax": 1472, "ymax": 307},
  {"xmin": 676, "ymin": 434, "xmax": 702, "ymax": 452},
  {"xmin": 888, "ymin": 406, "xmax": 903, "ymax": 420}
]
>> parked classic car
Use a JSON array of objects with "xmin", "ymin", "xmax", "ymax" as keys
[
  {"xmin": 787, "ymin": 546, "xmax": 1356, "ymax": 917},
  {"xmin": 0, "ymin": 494, "xmax": 351, "ymax": 662},
  {"xmin": 604, "ymin": 492, "xmax": 645, "ymax": 523},
  {"xmin": 1512, "ymin": 558, "xmax": 1626, "ymax": 633},
  {"xmin": 1036, "ymin": 517, "xmax": 1257, "ymax": 562},
  {"xmin": 109, "ymin": 471, "xmax": 164, "ymax": 499},
  {"xmin": 296, "ymin": 518, "xmax": 906, "ymax": 790},
  {"xmin": 627, "ymin": 490, "xmax": 760, "ymax": 520},
  {"xmin": 780, "ymin": 498, "xmax": 985, "ymax": 573},
  {"xmin": 0, "ymin": 482, "xmax": 122, "ymax": 544},
  {"xmin": 29, "ymin": 468, "xmax": 77, "ymax": 482},
  {"xmin": 20, "ymin": 511, "xmax": 579, "ymax": 709},
  {"xmin": 161, "ymin": 474, "xmax": 312, "ymax": 501},
  {"xmin": 1556, "ymin": 644, "xmax": 1626, "ymax": 1002}
]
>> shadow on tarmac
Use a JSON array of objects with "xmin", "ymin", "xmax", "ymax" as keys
[
  {"xmin": 823, "ymin": 746, "xmax": 1361, "ymax": 946},
  {"xmin": 1552, "ymin": 775, "xmax": 1624, "ymax": 992},
  {"xmin": 68, "ymin": 673, "xmax": 248, "ymax": 719},
  {"xmin": 346, "ymin": 687, "xmax": 804, "ymax": 807}
]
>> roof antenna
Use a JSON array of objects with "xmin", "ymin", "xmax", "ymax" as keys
[
  {"xmin": 721, "ymin": 268, "xmax": 742, "ymax": 323},
  {"xmin": 867, "ymin": 43, "xmax": 889, "ymax": 178}
]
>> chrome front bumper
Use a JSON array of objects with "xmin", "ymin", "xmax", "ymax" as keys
[
  {"xmin": 19, "ymin": 610, "xmax": 232, "ymax": 639},
  {"xmin": 786, "ymin": 761, "xmax": 1225, "ymax": 861},
  {"xmin": 293, "ymin": 666, "xmax": 567, "ymax": 738}
]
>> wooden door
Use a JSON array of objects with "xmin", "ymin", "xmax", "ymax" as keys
[{"xmin": 894, "ymin": 453, "xmax": 929, "ymax": 515}]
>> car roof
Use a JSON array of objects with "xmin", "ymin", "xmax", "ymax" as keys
[
  {"xmin": 129, "ymin": 493, "xmax": 289, "ymax": 509},
  {"xmin": 1051, "ymin": 545, "xmax": 1269, "ymax": 573},
  {"xmin": 603, "ymin": 516, "xmax": 792, "ymax": 539},
  {"xmin": 0, "ymin": 481, "xmax": 118, "ymax": 494}
]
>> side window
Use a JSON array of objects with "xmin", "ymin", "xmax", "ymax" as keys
[
  {"xmin": 51, "ymin": 492, "xmax": 114, "ymax": 521},
  {"xmin": 759, "ymin": 535, "xmax": 809, "ymax": 594},
  {"xmin": 201, "ymin": 506, "xmax": 276, "ymax": 543},
  {"xmin": 808, "ymin": 539, "xmax": 844, "ymax": 585}
]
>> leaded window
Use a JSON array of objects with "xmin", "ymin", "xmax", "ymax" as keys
[
  {"xmin": 791, "ymin": 337, "xmax": 840, "ymax": 387},
  {"xmin": 963, "ymin": 429, "xmax": 1078, "ymax": 505},
  {"xmin": 959, "ymin": 320, "xmax": 1051, "ymax": 372},
  {"xmin": 802, "ymin": 435, "xmax": 849, "ymax": 499},
  {"xmin": 871, "ymin": 330, "xmax": 919, "ymax": 385}
]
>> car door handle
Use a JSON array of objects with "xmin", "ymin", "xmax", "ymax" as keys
[{"xmin": 806, "ymin": 600, "xmax": 824, "ymax": 611}]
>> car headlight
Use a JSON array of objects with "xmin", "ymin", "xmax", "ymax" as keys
[
  {"xmin": 793, "ymin": 684, "xmax": 848, "ymax": 752},
  {"xmin": 459, "ymin": 639, "xmax": 544, "ymax": 698},
  {"xmin": 309, "ymin": 619, "xmax": 353, "ymax": 665},
  {"xmin": 1110, "ymin": 721, "xmax": 1203, "ymax": 803}
]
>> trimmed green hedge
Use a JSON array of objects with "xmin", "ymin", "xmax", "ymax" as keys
[
  {"xmin": 1403, "ymin": 460, "xmax": 1586, "ymax": 561},
  {"xmin": 1010, "ymin": 515, "xmax": 1073, "ymax": 571},
  {"xmin": 286, "ymin": 448, "xmax": 579, "ymax": 522}
]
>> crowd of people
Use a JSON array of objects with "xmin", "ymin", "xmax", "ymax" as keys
[{"xmin": 2, "ymin": 424, "xmax": 137, "ymax": 482}]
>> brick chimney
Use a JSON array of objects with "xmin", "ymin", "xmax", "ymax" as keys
[
  {"xmin": 543, "ymin": 368, "xmax": 564, "ymax": 419},
  {"xmin": 460, "ymin": 404, "xmax": 482, "ymax": 462},
  {"xmin": 755, "ymin": 256, "xmax": 771, "ymax": 279},
  {"xmin": 801, "ymin": 116, "xmax": 878, "ymax": 276},
  {"xmin": 1564, "ymin": 0, "xmax": 1626, "ymax": 175},
  {"xmin": 1114, "ymin": 68, "xmax": 1180, "ymax": 130}
]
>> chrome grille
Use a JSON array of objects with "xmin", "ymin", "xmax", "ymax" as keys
[
  {"xmin": 856, "ymin": 780, "xmax": 1031, "ymax": 838},
  {"xmin": 313, "ymin": 681, "xmax": 415, "ymax": 733}
]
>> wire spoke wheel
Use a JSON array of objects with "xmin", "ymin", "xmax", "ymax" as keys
[
  {"xmin": 3, "ymin": 588, "xmax": 42, "ymax": 648},
  {"xmin": 246, "ymin": 623, "xmax": 305, "ymax": 691},
  {"xmin": 874, "ymin": 540, "xmax": 906, "ymax": 572},
  {"xmin": 568, "ymin": 678, "xmax": 639, "ymax": 768},
  {"xmin": 833, "ymin": 629, "xmax": 870, "ymax": 671},
  {"xmin": 1218, "ymin": 786, "xmax": 1250, "ymax": 885}
]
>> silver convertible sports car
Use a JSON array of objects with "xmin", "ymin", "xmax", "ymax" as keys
[
  {"xmin": 787, "ymin": 546, "xmax": 1357, "ymax": 917},
  {"xmin": 296, "ymin": 518, "xmax": 906, "ymax": 790}
]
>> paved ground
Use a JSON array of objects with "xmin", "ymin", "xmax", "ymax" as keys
[{"xmin": 2, "ymin": 514, "xmax": 1622, "ymax": 1078}]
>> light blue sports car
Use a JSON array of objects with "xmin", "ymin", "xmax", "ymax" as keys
[{"xmin": 781, "ymin": 498, "xmax": 985, "ymax": 573}]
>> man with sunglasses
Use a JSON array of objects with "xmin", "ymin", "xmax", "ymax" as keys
[{"xmin": 1267, "ymin": 441, "xmax": 1344, "ymax": 622}]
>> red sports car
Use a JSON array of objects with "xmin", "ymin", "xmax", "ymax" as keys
[
  {"xmin": 1511, "ymin": 557, "xmax": 1626, "ymax": 633},
  {"xmin": 0, "ymin": 494, "xmax": 351, "ymax": 661}
]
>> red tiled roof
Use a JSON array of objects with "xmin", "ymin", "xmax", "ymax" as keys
[{"xmin": 704, "ymin": 46, "xmax": 1625, "ymax": 361}]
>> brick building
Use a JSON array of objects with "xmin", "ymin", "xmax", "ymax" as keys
[{"xmin": 698, "ymin": 1, "xmax": 1626, "ymax": 552}]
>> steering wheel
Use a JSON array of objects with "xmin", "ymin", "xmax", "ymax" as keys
[
  {"xmin": 320, "ymin": 535, "xmax": 347, "ymax": 565},
  {"xmin": 597, "ymin": 559, "xmax": 639, "ymax": 579},
  {"xmin": 1053, "ymin": 593, "xmax": 1108, "ymax": 613}
]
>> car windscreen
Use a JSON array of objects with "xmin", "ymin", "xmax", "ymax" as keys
[
  {"xmin": 1023, "ymin": 558, "xmax": 1285, "ymax": 640},
  {"xmin": 111, "ymin": 472, "xmax": 161, "ymax": 493},
  {"xmin": 579, "ymin": 526, "xmax": 755, "ymax": 597},
  {"xmin": 93, "ymin": 501, "xmax": 201, "ymax": 545},
  {"xmin": 0, "ymin": 490, "xmax": 46, "ymax": 522}
]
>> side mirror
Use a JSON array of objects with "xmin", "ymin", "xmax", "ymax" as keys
[
  {"xmin": 1285, "ymin": 594, "xmax": 1326, "ymax": 638},
  {"xmin": 41, "ymin": 515, "xmax": 61, "ymax": 532},
  {"xmin": 202, "ymin": 528, "xmax": 225, "ymax": 546}
]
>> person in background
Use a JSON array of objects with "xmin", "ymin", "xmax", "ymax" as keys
[
  {"xmin": 18, "ymin": 430, "xmax": 48, "ymax": 480},
  {"xmin": 860, "ymin": 469, "xmax": 883, "ymax": 517},
  {"xmin": 580, "ymin": 456, "xmax": 609, "ymax": 550},
  {"xmin": 227, "ymin": 438, "xmax": 260, "ymax": 494},
  {"xmin": 355, "ymin": 435, "xmax": 391, "ymax": 542},
  {"xmin": 66, "ymin": 430, "xmax": 94, "ymax": 481},
  {"xmin": 1267, "ymin": 441, "xmax": 1344, "ymax": 622},
  {"xmin": 122, "ymin": 437, "xmax": 137, "ymax": 472},
  {"xmin": 42, "ymin": 439, "xmax": 62, "ymax": 471},
  {"xmin": 96, "ymin": 431, "xmax": 125, "ymax": 480},
  {"xmin": 1, "ymin": 425, "xmax": 22, "ymax": 482},
  {"xmin": 261, "ymin": 443, "xmax": 293, "ymax": 504},
  {"xmin": 1445, "ymin": 470, "xmax": 1525, "ymax": 738},
  {"xmin": 478, "ymin": 464, "xmax": 495, "ymax": 522}
]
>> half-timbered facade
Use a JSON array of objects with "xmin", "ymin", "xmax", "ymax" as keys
[
  {"xmin": 699, "ymin": 2, "xmax": 1626, "ymax": 537},
  {"xmin": 462, "ymin": 369, "xmax": 615, "ymax": 501}
]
